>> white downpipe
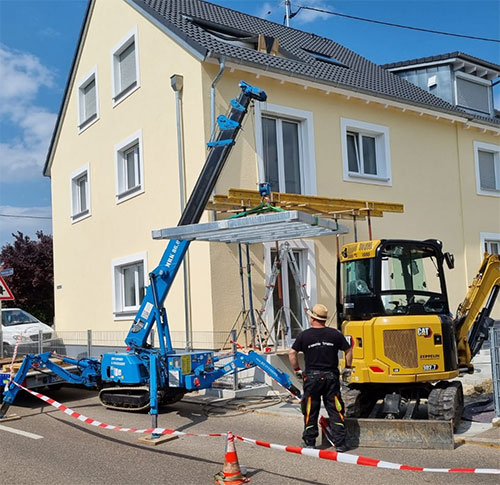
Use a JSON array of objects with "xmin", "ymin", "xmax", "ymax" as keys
[{"xmin": 171, "ymin": 74, "xmax": 193, "ymax": 351}]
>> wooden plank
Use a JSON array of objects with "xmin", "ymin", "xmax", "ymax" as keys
[
  {"xmin": 227, "ymin": 188, "xmax": 404, "ymax": 213},
  {"xmin": 209, "ymin": 189, "xmax": 404, "ymax": 220},
  {"xmin": 206, "ymin": 201, "xmax": 377, "ymax": 220},
  {"xmin": 1, "ymin": 357, "xmax": 64, "ymax": 374},
  {"xmin": 224, "ymin": 198, "xmax": 385, "ymax": 218},
  {"xmin": 207, "ymin": 198, "xmax": 392, "ymax": 219}
]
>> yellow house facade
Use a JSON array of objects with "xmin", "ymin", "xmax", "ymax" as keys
[{"xmin": 45, "ymin": 0, "xmax": 500, "ymax": 348}]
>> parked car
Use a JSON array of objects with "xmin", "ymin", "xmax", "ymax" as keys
[{"xmin": 0, "ymin": 308, "xmax": 65, "ymax": 357}]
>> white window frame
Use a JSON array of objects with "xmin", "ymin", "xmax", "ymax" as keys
[
  {"xmin": 77, "ymin": 66, "xmax": 99, "ymax": 132},
  {"xmin": 263, "ymin": 240, "xmax": 317, "ymax": 346},
  {"xmin": 480, "ymin": 232, "xmax": 500, "ymax": 256},
  {"xmin": 115, "ymin": 129, "xmax": 144, "ymax": 203},
  {"xmin": 254, "ymin": 102, "xmax": 317, "ymax": 195},
  {"xmin": 341, "ymin": 118, "xmax": 392, "ymax": 186},
  {"xmin": 111, "ymin": 26, "xmax": 140, "ymax": 106},
  {"xmin": 69, "ymin": 164, "xmax": 91, "ymax": 223},
  {"xmin": 454, "ymin": 71, "xmax": 492, "ymax": 115},
  {"xmin": 474, "ymin": 141, "xmax": 500, "ymax": 197},
  {"xmin": 112, "ymin": 252, "xmax": 148, "ymax": 319}
]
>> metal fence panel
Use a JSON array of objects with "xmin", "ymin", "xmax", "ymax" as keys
[{"xmin": 490, "ymin": 324, "xmax": 500, "ymax": 417}]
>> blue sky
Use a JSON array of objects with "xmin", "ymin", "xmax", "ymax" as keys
[{"xmin": 0, "ymin": 0, "xmax": 499, "ymax": 248}]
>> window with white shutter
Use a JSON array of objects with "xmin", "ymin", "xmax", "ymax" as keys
[
  {"xmin": 70, "ymin": 164, "xmax": 91, "ymax": 222},
  {"xmin": 77, "ymin": 67, "xmax": 99, "ymax": 131},
  {"xmin": 474, "ymin": 141, "xmax": 500, "ymax": 196},
  {"xmin": 115, "ymin": 130, "xmax": 144, "ymax": 203},
  {"xmin": 456, "ymin": 73, "xmax": 491, "ymax": 115},
  {"xmin": 111, "ymin": 27, "xmax": 140, "ymax": 104}
]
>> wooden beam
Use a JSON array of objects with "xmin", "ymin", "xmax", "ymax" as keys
[
  {"xmin": 208, "ymin": 189, "xmax": 404, "ymax": 220},
  {"xmin": 227, "ymin": 189, "xmax": 404, "ymax": 213}
]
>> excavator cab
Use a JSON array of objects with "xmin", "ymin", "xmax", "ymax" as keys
[
  {"xmin": 337, "ymin": 238, "xmax": 499, "ymax": 430},
  {"xmin": 338, "ymin": 239, "xmax": 451, "ymax": 325}
]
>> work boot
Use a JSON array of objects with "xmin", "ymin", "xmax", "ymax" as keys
[
  {"xmin": 301, "ymin": 440, "xmax": 316, "ymax": 449},
  {"xmin": 335, "ymin": 442, "xmax": 348, "ymax": 453}
]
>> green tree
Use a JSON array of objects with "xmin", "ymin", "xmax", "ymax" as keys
[{"xmin": 0, "ymin": 231, "xmax": 54, "ymax": 325}]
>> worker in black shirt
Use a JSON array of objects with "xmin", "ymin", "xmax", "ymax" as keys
[{"xmin": 289, "ymin": 303, "xmax": 353, "ymax": 451}]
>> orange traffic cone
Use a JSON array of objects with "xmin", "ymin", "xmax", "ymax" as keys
[{"xmin": 214, "ymin": 432, "xmax": 249, "ymax": 484}]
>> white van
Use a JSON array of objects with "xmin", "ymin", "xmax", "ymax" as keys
[{"xmin": 1, "ymin": 308, "xmax": 64, "ymax": 357}]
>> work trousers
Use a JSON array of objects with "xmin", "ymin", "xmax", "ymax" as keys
[{"xmin": 301, "ymin": 371, "xmax": 346, "ymax": 446}]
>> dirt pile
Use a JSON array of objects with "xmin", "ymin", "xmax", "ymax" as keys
[{"xmin": 463, "ymin": 379, "xmax": 494, "ymax": 397}]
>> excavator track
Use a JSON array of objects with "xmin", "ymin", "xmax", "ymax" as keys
[
  {"xmin": 428, "ymin": 381, "xmax": 464, "ymax": 431},
  {"xmin": 99, "ymin": 386, "xmax": 186, "ymax": 411},
  {"xmin": 99, "ymin": 386, "xmax": 150, "ymax": 412}
]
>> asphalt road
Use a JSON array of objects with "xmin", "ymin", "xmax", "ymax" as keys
[{"xmin": 0, "ymin": 386, "xmax": 498, "ymax": 484}]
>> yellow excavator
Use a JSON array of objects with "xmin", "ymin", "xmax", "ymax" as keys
[{"xmin": 337, "ymin": 239, "xmax": 500, "ymax": 430}]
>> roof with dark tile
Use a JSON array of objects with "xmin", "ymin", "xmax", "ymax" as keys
[
  {"xmin": 381, "ymin": 51, "xmax": 500, "ymax": 73},
  {"xmin": 130, "ymin": 0, "xmax": 500, "ymax": 126}
]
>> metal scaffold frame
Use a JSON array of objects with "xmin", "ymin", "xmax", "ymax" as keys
[{"xmin": 153, "ymin": 189, "xmax": 404, "ymax": 352}]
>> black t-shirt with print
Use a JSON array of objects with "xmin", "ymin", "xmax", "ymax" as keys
[{"xmin": 292, "ymin": 326, "xmax": 350, "ymax": 373}]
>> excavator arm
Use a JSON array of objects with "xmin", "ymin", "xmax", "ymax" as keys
[{"xmin": 455, "ymin": 253, "xmax": 500, "ymax": 370}]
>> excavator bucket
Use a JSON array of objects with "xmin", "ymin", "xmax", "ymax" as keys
[{"xmin": 321, "ymin": 416, "xmax": 454, "ymax": 450}]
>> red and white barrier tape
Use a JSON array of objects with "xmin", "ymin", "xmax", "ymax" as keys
[
  {"xmin": 235, "ymin": 436, "xmax": 500, "ymax": 475},
  {"xmin": 13, "ymin": 383, "xmax": 222, "ymax": 438},
  {"xmin": 9, "ymin": 383, "xmax": 500, "ymax": 475},
  {"xmin": 8, "ymin": 334, "xmax": 23, "ymax": 375}
]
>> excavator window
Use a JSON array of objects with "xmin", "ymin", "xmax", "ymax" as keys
[
  {"xmin": 339, "ymin": 241, "xmax": 451, "ymax": 321},
  {"xmin": 342, "ymin": 259, "xmax": 374, "ymax": 297},
  {"xmin": 379, "ymin": 243, "xmax": 447, "ymax": 316}
]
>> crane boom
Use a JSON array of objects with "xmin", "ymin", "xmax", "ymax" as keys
[
  {"xmin": 125, "ymin": 81, "xmax": 267, "ymax": 350},
  {"xmin": 1, "ymin": 82, "xmax": 301, "ymax": 422}
]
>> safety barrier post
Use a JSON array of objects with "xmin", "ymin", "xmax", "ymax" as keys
[{"xmin": 490, "ymin": 324, "xmax": 500, "ymax": 417}]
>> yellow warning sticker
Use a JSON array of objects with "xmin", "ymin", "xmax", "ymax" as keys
[{"xmin": 181, "ymin": 355, "xmax": 192, "ymax": 375}]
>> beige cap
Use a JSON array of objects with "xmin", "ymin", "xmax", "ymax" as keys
[{"xmin": 307, "ymin": 303, "xmax": 328, "ymax": 322}]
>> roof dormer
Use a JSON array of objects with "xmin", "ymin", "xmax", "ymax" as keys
[{"xmin": 382, "ymin": 52, "xmax": 500, "ymax": 118}]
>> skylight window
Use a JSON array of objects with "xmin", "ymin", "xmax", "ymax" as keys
[
  {"xmin": 188, "ymin": 16, "xmax": 258, "ymax": 49},
  {"xmin": 206, "ymin": 29, "xmax": 258, "ymax": 49},
  {"xmin": 303, "ymin": 48, "xmax": 348, "ymax": 68}
]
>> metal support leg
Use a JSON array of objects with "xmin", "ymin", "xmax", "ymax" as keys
[
  {"xmin": 149, "ymin": 353, "xmax": 160, "ymax": 437},
  {"xmin": 245, "ymin": 244, "xmax": 257, "ymax": 348},
  {"xmin": 232, "ymin": 329, "xmax": 238, "ymax": 391}
]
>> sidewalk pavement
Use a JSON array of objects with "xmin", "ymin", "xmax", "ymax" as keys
[
  {"xmin": 187, "ymin": 348, "xmax": 500, "ymax": 449},
  {"xmin": 187, "ymin": 388, "xmax": 500, "ymax": 449}
]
